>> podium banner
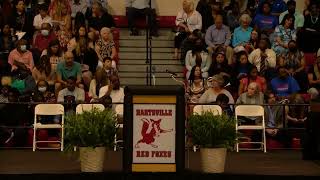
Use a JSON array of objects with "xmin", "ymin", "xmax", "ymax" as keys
[{"xmin": 133, "ymin": 104, "xmax": 176, "ymax": 164}]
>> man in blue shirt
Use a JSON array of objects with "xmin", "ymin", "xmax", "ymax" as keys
[
  {"xmin": 257, "ymin": 0, "xmax": 287, "ymax": 16},
  {"xmin": 271, "ymin": 66, "xmax": 300, "ymax": 97},
  {"xmin": 252, "ymin": 2, "xmax": 279, "ymax": 35}
]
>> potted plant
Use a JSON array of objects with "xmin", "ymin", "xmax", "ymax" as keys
[
  {"xmin": 64, "ymin": 108, "xmax": 117, "ymax": 172},
  {"xmin": 187, "ymin": 111, "xmax": 236, "ymax": 173}
]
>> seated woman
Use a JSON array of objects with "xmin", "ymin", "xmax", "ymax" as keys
[
  {"xmin": 186, "ymin": 65, "xmax": 207, "ymax": 104},
  {"xmin": 67, "ymin": 25, "xmax": 87, "ymax": 52},
  {"xmin": 32, "ymin": 55, "xmax": 55, "ymax": 86},
  {"xmin": 174, "ymin": 0, "xmax": 202, "ymax": 59},
  {"xmin": 208, "ymin": 51, "xmax": 233, "ymax": 86},
  {"xmin": 95, "ymin": 27, "xmax": 117, "ymax": 68},
  {"xmin": 185, "ymin": 39, "xmax": 211, "ymax": 79},
  {"xmin": 199, "ymin": 74, "xmax": 234, "ymax": 104},
  {"xmin": 308, "ymin": 57, "xmax": 320, "ymax": 100},
  {"xmin": 41, "ymin": 39, "xmax": 64, "ymax": 73},
  {"xmin": 245, "ymin": 29, "xmax": 260, "ymax": 54},
  {"xmin": 233, "ymin": 51, "xmax": 254, "ymax": 81},
  {"xmin": 272, "ymin": 14, "xmax": 296, "ymax": 56},
  {"xmin": 232, "ymin": 13, "xmax": 253, "ymax": 48},
  {"xmin": 0, "ymin": 24, "xmax": 17, "ymax": 75},
  {"xmin": 89, "ymin": 68, "xmax": 109, "ymax": 102},
  {"xmin": 32, "ymin": 80, "xmax": 56, "ymax": 103},
  {"xmin": 278, "ymin": 40, "xmax": 308, "ymax": 92},
  {"xmin": 73, "ymin": 38, "xmax": 99, "ymax": 89},
  {"xmin": 238, "ymin": 66, "xmax": 267, "ymax": 96}
]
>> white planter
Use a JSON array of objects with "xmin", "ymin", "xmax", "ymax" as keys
[
  {"xmin": 200, "ymin": 148, "xmax": 227, "ymax": 173},
  {"xmin": 79, "ymin": 147, "xmax": 106, "ymax": 172}
]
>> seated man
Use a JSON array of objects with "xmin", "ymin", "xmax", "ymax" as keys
[
  {"xmin": 125, "ymin": 0, "xmax": 158, "ymax": 36},
  {"xmin": 205, "ymin": 15, "xmax": 233, "ymax": 64},
  {"xmin": 86, "ymin": 1, "xmax": 115, "ymax": 33},
  {"xmin": 56, "ymin": 51, "xmax": 82, "ymax": 93},
  {"xmin": 271, "ymin": 66, "xmax": 300, "ymax": 98},
  {"xmin": 103, "ymin": 57, "xmax": 118, "ymax": 78},
  {"xmin": 33, "ymin": 23, "xmax": 57, "ymax": 52},
  {"xmin": 33, "ymin": 3, "xmax": 52, "ymax": 31},
  {"xmin": 57, "ymin": 76, "xmax": 85, "ymax": 103},
  {"xmin": 248, "ymin": 38, "xmax": 276, "ymax": 81}
]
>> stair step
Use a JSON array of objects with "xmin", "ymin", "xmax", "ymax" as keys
[
  {"xmin": 119, "ymin": 28, "xmax": 174, "ymax": 37},
  {"xmin": 119, "ymin": 64, "xmax": 184, "ymax": 72},
  {"xmin": 120, "ymin": 77, "xmax": 185, "ymax": 86},
  {"xmin": 119, "ymin": 39, "xmax": 174, "ymax": 47},
  {"xmin": 120, "ymin": 47, "xmax": 173, "ymax": 53},
  {"xmin": 119, "ymin": 52, "xmax": 173, "ymax": 59},
  {"xmin": 119, "ymin": 59, "xmax": 181, "ymax": 65},
  {"xmin": 119, "ymin": 35, "xmax": 174, "ymax": 41}
]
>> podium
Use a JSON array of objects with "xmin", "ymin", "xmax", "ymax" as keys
[{"xmin": 123, "ymin": 86, "xmax": 185, "ymax": 172}]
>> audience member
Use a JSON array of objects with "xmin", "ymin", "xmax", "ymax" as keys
[
  {"xmin": 248, "ymin": 38, "xmax": 276, "ymax": 80},
  {"xmin": 186, "ymin": 65, "xmax": 207, "ymax": 104},
  {"xmin": 232, "ymin": 13, "xmax": 253, "ymax": 48},
  {"xmin": 32, "ymin": 80, "xmax": 56, "ymax": 103},
  {"xmin": 278, "ymin": 40, "xmax": 308, "ymax": 92},
  {"xmin": 252, "ymin": 2, "xmax": 278, "ymax": 35},
  {"xmin": 185, "ymin": 38, "xmax": 211, "ymax": 79},
  {"xmin": 307, "ymin": 56, "xmax": 320, "ymax": 99},
  {"xmin": 9, "ymin": 0, "xmax": 34, "ymax": 40},
  {"xmin": 257, "ymin": 0, "xmax": 287, "ymax": 17},
  {"xmin": 215, "ymin": 93, "xmax": 233, "ymax": 117},
  {"xmin": 67, "ymin": 25, "xmax": 87, "ymax": 51},
  {"xmin": 32, "ymin": 55, "xmax": 55, "ymax": 85},
  {"xmin": 33, "ymin": 23, "xmax": 57, "ymax": 52},
  {"xmin": 236, "ymin": 82, "xmax": 264, "ymax": 104},
  {"xmin": 11, "ymin": 68, "xmax": 36, "ymax": 101},
  {"xmin": 89, "ymin": 67, "xmax": 108, "ymax": 102},
  {"xmin": 270, "ymin": 66, "xmax": 300, "ymax": 98},
  {"xmin": 87, "ymin": 1, "xmax": 115, "ymax": 32},
  {"xmin": 33, "ymin": 3, "xmax": 52, "ymax": 31},
  {"xmin": 208, "ymin": 51, "xmax": 233, "ymax": 85},
  {"xmin": 238, "ymin": 66, "xmax": 267, "ymax": 96},
  {"xmin": 42, "ymin": 39, "xmax": 64, "ymax": 72},
  {"xmin": 196, "ymin": 0, "xmax": 213, "ymax": 32},
  {"xmin": 174, "ymin": 0, "xmax": 202, "ymax": 59},
  {"xmin": 56, "ymin": 51, "xmax": 82, "ymax": 92},
  {"xmin": 180, "ymin": 29, "xmax": 202, "ymax": 64},
  {"xmin": 225, "ymin": 1, "xmax": 240, "ymax": 32},
  {"xmin": 57, "ymin": 76, "xmax": 85, "ymax": 103},
  {"xmin": 125, "ymin": 0, "xmax": 158, "ymax": 36},
  {"xmin": 234, "ymin": 51, "xmax": 254, "ymax": 82},
  {"xmin": 199, "ymin": 74, "xmax": 234, "ymax": 104},
  {"xmin": 72, "ymin": 12, "xmax": 86, "ymax": 36},
  {"xmin": 205, "ymin": 15, "xmax": 233, "ymax": 64},
  {"xmin": 99, "ymin": 75, "xmax": 124, "ymax": 104},
  {"xmin": 0, "ymin": 24, "xmax": 17, "ymax": 53},
  {"xmin": 272, "ymin": 14, "xmax": 296, "ymax": 55},
  {"xmin": 70, "ymin": 0, "xmax": 87, "ymax": 19},
  {"xmin": 103, "ymin": 56, "xmax": 118, "ymax": 78},
  {"xmin": 279, "ymin": 0, "xmax": 304, "ymax": 30},
  {"xmin": 95, "ymin": 27, "xmax": 117, "ymax": 67},
  {"xmin": 245, "ymin": 29, "xmax": 260, "ymax": 54},
  {"xmin": 8, "ymin": 39, "xmax": 34, "ymax": 72}
]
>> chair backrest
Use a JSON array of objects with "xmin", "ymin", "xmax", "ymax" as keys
[
  {"xmin": 235, "ymin": 105, "xmax": 264, "ymax": 117},
  {"xmin": 35, "ymin": 104, "xmax": 64, "ymax": 116},
  {"xmin": 76, "ymin": 104, "xmax": 105, "ymax": 114},
  {"xmin": 193, "ymin": 105, "xmax": 222, "ymax": 115}
]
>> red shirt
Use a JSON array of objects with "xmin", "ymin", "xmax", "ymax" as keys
[{"xmin": 33, "ymin": 32, "xmax": 57, "ymax": 52}]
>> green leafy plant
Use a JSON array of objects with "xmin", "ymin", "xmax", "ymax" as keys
[
  {"xmin": 187, "ymin": 112, "xmax": 236, "ymax": 149},
  {"xmin": 64, "ymin": 108, "xmax": 117, "ymax": 150}
]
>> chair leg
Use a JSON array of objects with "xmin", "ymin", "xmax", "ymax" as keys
[
  {"xmin": 263, "ymin": 129, "xmax": 266, "ymax": 153},
  {"xmin": 61, "ymin": 128, "xmax": 64, "ymax": 151},
  {"xmin": 33, "ymin": 128, "xmax": 36, "ymax": 151},
  {"xmin": 114, "ymin": 134, "xmax": 117, "ymax": 151}
]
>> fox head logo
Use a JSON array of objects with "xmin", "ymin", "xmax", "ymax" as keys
[{"xmin": 135, "ymin": 118, "xmax": 173, "ymax": 148}]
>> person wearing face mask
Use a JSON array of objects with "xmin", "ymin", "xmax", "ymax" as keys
[
  {"xmin": 8, "ymin": 39, "xmax": 34, "ymax": 72},
  {"xmin": 270, "ymin": 66, "xmax": 300, "ymax": 98},
  {"xmin": 33, "ymin": 23, "xmax": 57, "ymax": 52},
  {"xmin": 185, "ymin": 38, "xmax": 211, "ymax": 79},
  {"xmin": 199, "ymin": 74, "xmax": 234, "ymax": 104},
  {"xmin": 279, "ymin": 40, "xmax": 308, "ymax": 92},
  {"xmin": 33, "ymin": 80, "xmax": 55, "ymax": 103}
]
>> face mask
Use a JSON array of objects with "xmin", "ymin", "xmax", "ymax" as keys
[
  {"xmin": 20, "ymin": 45, "xmax": 27, "ymax": 52},
  {"xmin": 38, "ymin": 87, "xmax": 47, "ymax": 92},
  {"xmin": 41, "ymin": 29, "xmax": 49, "ymax": 36}
]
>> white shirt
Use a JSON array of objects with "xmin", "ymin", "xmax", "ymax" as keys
[
  {"xmin": 70, "ymin": 0, "xmax": 87, "ymax": 18},
  {"xmin": 33, "ymin": 14, "xmax": 52, "ymax": 29},
  {"xmin": 175, "ymin": 10, "xmax": 202, "ymax": 32},
  {"xmin": 99, "ymin": 86, "xmax": 124, "ymax": 103},
  {"xmin": 57, "ymin": 87, "xmax": 85, "ymax": 103},
  {"xmin": 248, "ymin": 48, "xmax": 277, "ymax": 72}
]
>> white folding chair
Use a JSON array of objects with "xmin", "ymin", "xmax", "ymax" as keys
[
  {"xmin": 235, "ymin": 105, "xmax": 266, "ymax": 153},
  {"xmin": 33, "ymin": 104, "xmax": 64, "ymax": 151},
  {"xmin": 193, "ymin": 105, "xmax": 222, "ymax": 115},
  {"xmin": 76, "ymin": 104, "xmax": 105, "ymax": 114},
  {"xmin": 114, "ymin": 104, "xmax": 124, "ymax": 151}
]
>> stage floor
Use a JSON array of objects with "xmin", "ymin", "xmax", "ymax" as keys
[{"xmin": 0, "ymin": 150, "xmax": 319, "ymax": 176}]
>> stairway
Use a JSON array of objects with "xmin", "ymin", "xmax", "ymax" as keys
[{"xmin": 118, "ymin": 29, "xmax": 185, "ymax": 86}]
